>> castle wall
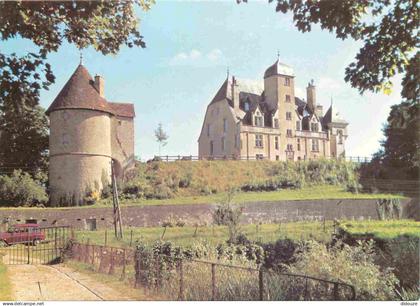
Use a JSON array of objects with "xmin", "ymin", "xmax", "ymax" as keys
[
  {"xmin": 111, "ymin": 115, "xmax": 135, "ymax": 177},
  {"xmin": 49, "ymin": 109, "xmax": 112, "ymax": 206},
  {"xmin": 198, "ymin": 100, "xmax": 239, "ymax": 158}
]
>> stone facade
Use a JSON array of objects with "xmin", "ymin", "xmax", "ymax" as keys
[
  {"xmin": 46, "ymin": 65, "xmax": 135, "ymax": 206},
  {"xmin": 198, "ymin": 59, "xmax": 348, "ymax": 161}
]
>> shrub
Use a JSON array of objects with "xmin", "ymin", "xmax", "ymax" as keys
[
  {"xmin": 0, "ymin": 170, "xmax": 47, "ymax": 206},
  {"xmin": 284, "ymin": 240, "xmax": 399, "ymax": 300},
  {"xmin": 260, "ymin": 239, "xmax": 301, "ymax": 270}
]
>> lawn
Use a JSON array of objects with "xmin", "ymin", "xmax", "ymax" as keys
[
  {"xmin": 75, "ymin": 221, "xmax": 335, "ymax": 248},
  {"xmin": 0, "ymin": 261, "xmax": 12, "ymax": 300},
  {"xmin": 92, "ymin": 185, "xmax": 403, "ymax": 208},
  {"xmin": 339, "ymin": 219, "xmax": 420, "ymax": 239},
  {"xmin": 0, "ymin": 185, "xmax": 403, "ymax": 210}
]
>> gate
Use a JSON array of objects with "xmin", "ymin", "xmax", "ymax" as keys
[{"xmin": 0, "ymin": 225, "xmax": 71, "ymax": 265}]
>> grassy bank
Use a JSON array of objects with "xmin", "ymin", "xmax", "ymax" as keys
[
  {"xmin": 339, "ymin": 220, "xmax": 420, "ymax": 239},
  {"xmin": 75, "ymin": 221, "xmax": 335, "ymax": 248},
  {"xmin": 0, "ymin": 261, "xmax": 12, "ymax": 300}
]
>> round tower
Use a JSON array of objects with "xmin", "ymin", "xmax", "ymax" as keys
[{"xmin": 46, "ymin": 65, "xmax": 113, "ymax": 206}]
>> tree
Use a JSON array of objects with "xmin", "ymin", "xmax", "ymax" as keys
[
  {"xmin": 0, "ymin": 105, "xmax": 49, "ymax": 180},
  {"xmin": 0, "ymin": 0, "xmax": 154, "ymax": 111},
  {"xmin": 154, "ymin": 123, "xmax": 169, "ymax": 155},
  {"xmin": 360, "ymin": 102, "xmax": 419, "ymax": 180},
  {"xmin": 239, "ymin": 0, "xmax": 419, "ymax": 105}
]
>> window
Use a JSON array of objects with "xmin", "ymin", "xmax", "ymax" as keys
[
  {"xmin": 338, "ymin": 130, "xmax": 343, "ymax": 144},
  {"xmin": 312, "ymin": 139, "xmax": 319, "ymax": 152},
  {"xmin": 284, "ymin": 77, "xmax": 291, "ymax": 86},
  {"xmin": 207, "ymin": 124, "xmax": 210, "ymax": 137},
  {"xmin": 296, "ymin": 121, "xmax": 301, "ymax": 131},
  {"xmin": 255, "ymin": 134, "xmax": 263, "ymax": 148},
  {"xmin": 254, "ymin": 115, "xmax": 263, "ymax": 127},
  {"xmin": 285, "ymin": 95, "xmax": 291, "ymax": 103},
  {"xmin": 210, "ymin": 141, "xmax": 214, "ymax": 155},
  {"xmin": 297, "ymin": 138, "xmax": 301, "ymax": 151},
  {"xmin": 234, "ymin": 134, "xmax": 238, "ymax": 148},
  {"xmin": 274, "ymin": 118, "xmax": 279, "ymax": 128},
  {"xmin": 275, "ymin": 136, "xmax": 279, "ymax": 150},
  {"xmin": 256, "ymin": 154, "xmax": 264, "ymax": 160},
  {"xmin": 221, "ymin": 137, "xmax": 226, "ymax": 152},
  {"xmin": 286, "ymin": 112, "xmax": 292, "ymax": 120},
  {"xmin": 276, "ymin": 155, "xmax": 280, "ymax": 161},
  {"xmin": 286, "ymin": 144, "xmax": 293, "ymax": 151},
  {"xmin": 223, "ymin": 118, "xmax": 228, "ymax": 133},
  {"xmin": 286, "ymin": 129, "xmax": 293, "ymax": 137},
  {"xmin": 244, "ymin": 102, "xmax": 250, "ymax": 111},
  {"xmin": 311, "ymin": 123, "xmax": 319, "ymax": 132}
]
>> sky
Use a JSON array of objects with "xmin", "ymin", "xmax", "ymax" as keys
[{"xmin": 3, "ymin": 1, "xmax": 403, "ymax": 160}]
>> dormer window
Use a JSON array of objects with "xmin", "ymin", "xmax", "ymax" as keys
[
  {"xmin": 244, "ymin": 102, "xmax": 250, "ymax": 111},
  {"xmin": 274, "ymin": 118, "xmax": 279, "ymax": 128},
  {"xmin": 311, "ymin": 123, "xmax": 319, "ymax": 132},
  {"xmin": 254, "ymin": 115, "xmax": 263, "ymax": 127}
]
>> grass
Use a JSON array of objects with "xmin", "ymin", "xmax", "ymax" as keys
[
  {"xmin": 0, "ymin": 261, "xmax": 12, "ymax": 300},
  {"xmin": 64, "ymin": 260, "xmax": 156, "ymax": 300},
  {"xmin": 75, "ymin": 221, "xmax": 335, "ymax": 248},
  {"xmin": 339, "ymin": 219, "xmax": 420, "ymax": 239},
  {"xmin": 0, "ymin": 185, "xmax": 404, "ymax": 210}
]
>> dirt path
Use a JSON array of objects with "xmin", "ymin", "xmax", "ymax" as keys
[{"xmin": 7, "ymin": 264, "xmax": 142, "ymax": 301}]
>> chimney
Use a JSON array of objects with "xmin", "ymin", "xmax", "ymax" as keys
[
  {"xmin": 231, "ymin": 76, "xmax": 240, "ymax": 113},
  {"xmin": 306, "ymin": 79, "xmax": 316, "ymax": 111},
  {"xmin": 94, "ymin": 75, "xmax": 105, "ymax": 97}
]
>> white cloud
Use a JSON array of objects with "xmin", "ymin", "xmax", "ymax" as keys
[
  {"xmin": 207, "ymin": 49, "xmax": 223, "ymax": 61},
  {"xmin": 169, "ymin": 49, "xmax": 225, "ymax": 66}
]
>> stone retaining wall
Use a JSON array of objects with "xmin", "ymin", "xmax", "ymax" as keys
[{"xmin": 0, "ymin": 198, "xmax": 415, "ymax": 231}]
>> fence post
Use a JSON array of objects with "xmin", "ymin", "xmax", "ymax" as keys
[
  {"xmin": 120, "ymin": 248, "xmax": 126, "ymax": 281},
  {"xmin": 211, "ymin": 263, "xmax": 216, "ymax": 300},
  {"xmin": 129, "ymin": 230, "xmax": 133, "ymax": 247},
  {"xmin": 85, "ymin": 239, "xmax": 90, "ymax": 263},
  {"xmin": 104, "ymin": 229, "xmax": 108, "ymax": 246},
  {"xmin": 109, "ymin": 248, "xmax": 115, "ymax": 275},
  {"xmin": 178, "ymin": 259, "xmax": 185, "ymax": 300},
  {"xmin": 259, "ymin": 269, "xmax": 264, "ymax": 301},
  {"xmin": 91, "ymin": 244, "xmax": 95, "ymax": 266}
]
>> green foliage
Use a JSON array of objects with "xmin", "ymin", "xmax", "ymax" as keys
[
  {"xmin": 212, "ymin": 190, "xmax": 243, "ymax": 243},
  {"xmin": 285, "ymin": 240, "xmax": 399, "ymax": 300},
  {"xmin": 120, "ymin": 159, "xmax": 360, "ymax": 200},
  {"xmin": 360, "ymin": 102, "xmax": 419, "ymax": 182},
  {"xmin": 0, "ymin": 170, "xmax": 47, "ymax": 206},
  {"xmin": 241, "ymin": 0, "xmax": 419, "ymax": 103},
  {"xmin": 0, "ymin": 105, "xmax": 48, "ymax": 177},
  {"xmin": 375, "ymin": 198, "xmax": 402, "ymax": 220}
]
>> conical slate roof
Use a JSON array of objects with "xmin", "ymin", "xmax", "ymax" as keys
[
  {"xmin": 323, "ymin": 104, "xmax": 348, "ymax": 126},
  {"xmin": 46, "ymin": 64, "xmax": 113, "ymax": 115}
]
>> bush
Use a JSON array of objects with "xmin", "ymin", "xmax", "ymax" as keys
[
  {"xmin": 284, "ymin": 240, "xmax": 399, "ymax": 300},
  {"xmin": 0, "ymin": 170, "xmax": 47, "ymax": 206}
]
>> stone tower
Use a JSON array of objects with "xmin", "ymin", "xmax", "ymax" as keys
[
  {"xmin": 46, "ymin": 64, "xmax": 135, "ymax": 206},
  {"xmin": 264, "ymin": 59, "xmax": 296, "ymax": 160}
]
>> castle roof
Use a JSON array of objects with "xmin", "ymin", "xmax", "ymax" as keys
[
  {"xmin": 46, "ymin": 64, "xmax": 135, "ymax": 118},
  {"xmin": 264, "ymin": 59, "xmax": 295, "ymax": 78},
  {"xmin": 323, "ymin": 104, "xmax": 348, "ymax": 126}
]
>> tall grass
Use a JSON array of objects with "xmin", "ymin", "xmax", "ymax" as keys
[{"xmin": 0, "ymin": 261, "xmax": 12, "ymax": 300}]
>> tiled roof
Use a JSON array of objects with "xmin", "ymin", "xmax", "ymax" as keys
[
  {"xmin": 46, "ymin": 65, "xmax": 135, "ymax": 118},
  {"xmin": 109, "ymin": 102, "xmax": 135, "ymax": 118}
]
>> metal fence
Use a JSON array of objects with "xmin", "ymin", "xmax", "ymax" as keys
[
  {"xmin": 133, "ymin": 256, "xmax": 356, "ymax": 301},
  {"xmin": 68, "ymin": 242, "xmax": 356, "ymax": 301},
  {"xmin": 0, "ymin": 225, "xmax": 71, "ymax": 264},
  {"xmin": 69, "ymin": 242, "xmax": 136, "ymax": 283},
  {"xmin": 360, "ymin": 179, "xmax": 420, "ymax": 197},
  {"xmin": 152, "ymin": 155, "xmax": 371, "ymax": 163}
]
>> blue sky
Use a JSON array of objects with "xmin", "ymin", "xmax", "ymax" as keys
[{"xmin": 4, "ymin": 1, "xmax": 402, "ymax": 160}]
